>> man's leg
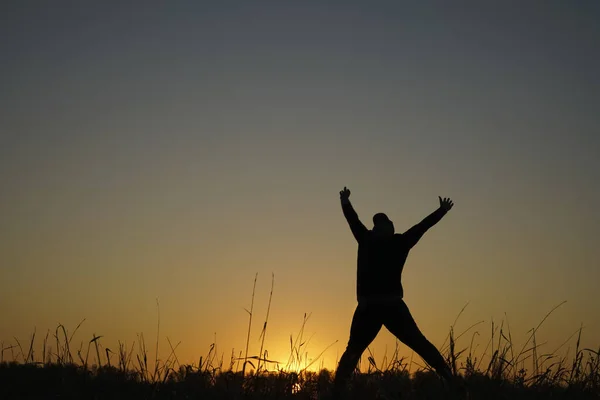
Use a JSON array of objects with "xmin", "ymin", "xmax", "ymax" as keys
[
  {"xmin": 381, "ymin": 299, "xmax": 453, "ymax": 381},
  {"xmin": 333, "ymin": 302, "xmax": 382, "ymax": 398}
]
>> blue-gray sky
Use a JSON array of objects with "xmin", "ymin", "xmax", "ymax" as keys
[{"xmin": 1, "ymin": 1, "xmax": 599, "ymax": 371}]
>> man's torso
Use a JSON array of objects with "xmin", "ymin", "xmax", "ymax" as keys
[{"xmin": 356, "ymin": 233, "xmax": 410, "ymax": 300}]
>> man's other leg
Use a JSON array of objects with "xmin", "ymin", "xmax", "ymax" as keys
[
  {"xmin": 382, "ymin": 300, "xmax": 453, "ymax": 381},
  {"xmin": 333, "ymin": 302, "xmax": 382, "ymax": 398}
]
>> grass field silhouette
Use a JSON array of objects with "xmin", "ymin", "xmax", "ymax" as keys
[{"xmin": 2, "ymin": 277, "xmax": 599, "ymax": 399}]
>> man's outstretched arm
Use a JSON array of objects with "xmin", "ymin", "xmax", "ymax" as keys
[
  {"xmin": 403, "ymin": 196, "xmax": 454, "ymax": 248},
  {"xmin": 340, "ymin": 186, "xmax": 368, "ymax": 243}
]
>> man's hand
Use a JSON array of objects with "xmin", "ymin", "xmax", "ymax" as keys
[
  {"xmin": 439, "ymin": 196, "xmax": 454, "ymax": 212},
  {"xmin": 340, "ymin": 187, "xmax": 351, "ymax": 204}
]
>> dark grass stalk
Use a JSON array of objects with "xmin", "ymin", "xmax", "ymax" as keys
[
  {"xmin": 63, "ymin": 318, "xmax": 87, "ymax": 366},
  {"xmin": 257, "ymin": 273, "xmax": 275, "ymax": 373},
  {"xmin": 498, "ymin": 328, "xmax": 513, "ymax": 378},
  {"xmin": 465, "ymin": 331, "xmax": 479, "ymax": 376},
  {"xmin": 451, "ymin": 320, "xmax": 486, "ymax": 349},
  {"xmin": 127, "ymin": 341, "xmax": 135, "ymax": 371},
  {"xmin": 136, "ymin": 354, "xmax": 145, "ymax": 380},
  {"xmin": 442, "ymin": 319, "xmax": 484, "ymax": 374},
  {"xmin": 208, "ymin": 334, "xmax": 219, "ymax": 371},
  {"xmin": 153, "ymin": 298, "xmax": 160, "ymax": 382},
  {"xmin": 42, "ymin": 329, "xmax": 49, "ymax": 365},
  {"xmin": 514, "ymin": 301, "xmax": 566, "ymax": 369},
  {"xmin": 149, "ymin": 300, "xmax": 172, "ymax": 396},
  {"xmin": 440, "ymin": 302, "xmax": 470, "ymax": 350},
  {"xmin": 377, "ymin": 349, "xmax": 387, "ymax": 372},
  {"xmin": 286, "ymin": 313, "xmax": 311, "ymax": 371},
  {"xmin": 550, "ymin": 326, "xmax": 583, "ymax": 364},
  {"xmin": 298, "ymin": 331, "xmax": 317, "ymax": 371},
  {"xmin": 167, "ymin": 337, "xmax": 181, "ymax": 371},
  {"xmin": 477, "ymin": 320, "xmax": 496, "ymax": 371},
  {"xmin": 117, "ymin": 341, "xmax": 126, "ymax": 371},
  {"xmin": 218, "ymin": 350, "xmax": 225, "ymax": 372},
  {"xmin": 443, "ymin": 325, "xmax": 468, "ymax": 376},
  {"xmin": 532, "ymin": 331, "xmax": 539, "ymax": 377},
  {"xmin": 137, "ymin": 333, "xmax": 149, "ymax": 381},
  {"xmin": 386, "ymin": 340, "xmax": 400, "ymax": 371},
  {"xmin": 494, "ymin": 322, "xmax": 506, "ymax": 378},
  {"xmin": 26, "ymin": 328, "xmax": 36, "ymax": 363},
  {"xmin": 448, "ymin": 326, "xmax": 457, "ymax": 375},
  {"xmin": 202, "ymin": 342, "xmax": 216, "ymax": 372},
  {"xmin": 117, "ymin": 340, "xmax": 135, "ymax": 373},
  {"xmin": 77, "ymin": 342, "xmax": 85, "ymax": 367},
  {"xmin": 242, "ymin": 272, "xmax": 258, "ymax": 376},
  {"xmin": 408, "ymin": 349, "xmax": 415, "ymax": 375},
  {"xmin": 488, "ymin": 319, "xmax": 500, "ymax": 376},
  {"xmin": 69, "ymin": 319, "xmax": 86, "ymax": 345},
  {"xmin": 84, "ymin": 339, "xmax": 93, "ymax": 369},
  {"xmin": 584, "ymin": 347, "xmax": 600, "ymax": 389},
  {"xmin": 228, "ymin": 348, "xmax": 236, "ymax": 371},
  {"xmin": 1, "ymin": 345, "xmax": 17, "ymax": 364},
  {"xmin": 91, "ymin": 334, "xmax": 103, "ymax": 368},
  {"xmin": 159, "ymin": 340, "xmax": 182, "ymax": 385},
  {"xmin": 46, "ymin": 346, "xmax": 52, "ymax": 363},
  {"xmin": 439, "ymin": 302, "xmax": 483, "ymax": 375},
  {"xmin": 366, "ymin": 347, "xmax": 380, "ymax": 373},
  {"xmin": 216, "ymin": 333, "xmax": 222, "ymax": 372},
  {"xmin": 58, "ymin": 324, "xmax": 72, "ymax": 363},
  {"xmin": 569, "ymin": 325, "xmax": 583, "ymax": 384},
  {"xmin": 409, "ymin": 358, "xmax": 428, "ymax": 374},
  {"xmin": 235, "ymin": 350, "xmax": 242, "ymax": 372},
  {"xmin": 105, "ymin": 348, "xmax": 112, "ymax": 368},
  {"xmin": 297, "ymin": 314, "xmax": 311, "ymax": 370},
  {"xmin": 504, "ymin": 312, "xmax": 517, "ymax": 380},
  {"xmin": 13, "ymin": 336, "xmax": 24, "ymax": 363},
  {"xmin": 381, "ymin": 344, "xmax": 388, "ymax": 371},
  {"xmin": 54, "ymin": 327, "xmax": 62, "ymax": 364}
]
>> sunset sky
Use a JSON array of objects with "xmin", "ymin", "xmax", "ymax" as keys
[{"xmin": 1, "ymin": 1, "xmax": 599, "ymax": 372}]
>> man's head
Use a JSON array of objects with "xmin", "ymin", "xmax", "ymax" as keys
[{"xmin": 372, "ymin": 213, "xmax": 395, "ymax": 237}]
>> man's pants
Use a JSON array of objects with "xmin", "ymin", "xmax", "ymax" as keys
[{"xmin": 333, "ymin": 298, "xmax": 452, "ymax": 393}]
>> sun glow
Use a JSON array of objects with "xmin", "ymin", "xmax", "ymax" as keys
[
  {"xmin": 292, "ymin": 383, "xmax": 301, "ymax": 394},
  {"xmin": 237, "ymin": 345, "xmax": 334, "ymax": 374}
]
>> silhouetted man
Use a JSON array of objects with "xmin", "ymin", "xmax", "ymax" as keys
[{"xmin": 333, "ymin": 186, "xmax": 455, "ymax": 397}]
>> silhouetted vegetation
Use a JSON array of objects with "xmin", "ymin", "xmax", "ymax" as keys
[
  {"xmin": 1, "ymin": 334, "xmax": 599, "ymax": 400},
  {"xmin": 2, "ymin": 279, "xmax": 599, "ymax": 399}
]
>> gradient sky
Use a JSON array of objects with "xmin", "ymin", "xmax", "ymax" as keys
[{"xmin": 1, "ymin": 1, "xmax": 599, "ymax": 372}]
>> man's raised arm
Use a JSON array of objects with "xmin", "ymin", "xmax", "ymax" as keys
[
  {"xmin": 403, "ymin": 196, "xmax": 454, "ymax": 248},
  {"xmin": 340, "ymin": 187, "xmax": 368, "ymax": 243}
]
